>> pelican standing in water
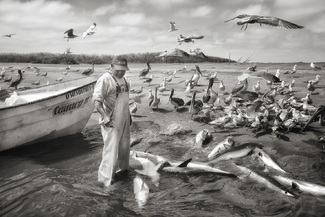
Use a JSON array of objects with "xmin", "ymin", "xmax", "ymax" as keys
[
  {"xmin": 139, "ymin": 62, "xmax": 151, "ymax": 78},
  {"xmin": 64, "ymin": 29, "xmax": 78, "ymax": 42},
  {"xmin": 224, "ymin": 14, "xmax": 304, "ymax": 30},
  {"xmin": 82, "ymin": 63, "xmax": 94, "ymax": 76}
]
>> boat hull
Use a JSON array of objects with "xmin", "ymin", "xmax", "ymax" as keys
[{"xmin": 0, "ymin": 76, "xmax": 97, "ymax": 151}]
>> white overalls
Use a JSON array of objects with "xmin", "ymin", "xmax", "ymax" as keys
[{"xmin": 92, "ymin": 73, "xmax": 131, "ymax": 186}]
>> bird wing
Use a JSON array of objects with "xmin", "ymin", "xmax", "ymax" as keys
[
  {"xmin": 64, "ymin": 29, "xmax": 73, "ymax": 36},
  {"xmin": 257, "ymin": 16, "xmax": 304, "ymax": 29},
  {"xmin": 189, "ymin": 35, "xmax": 204, "ymax": 39}
]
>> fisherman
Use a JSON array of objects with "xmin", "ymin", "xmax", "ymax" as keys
[{"xmin": 92, "ymin": 56, "xmax": 132, "ymax": 187}]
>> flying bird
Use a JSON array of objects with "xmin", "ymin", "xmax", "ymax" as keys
[
  {"xmin": 65, "ymin": 48, "xmax": 72, "ymax": 55},
  {"xmin": 178, "ymin": 34, "xmax": 204, "ymax": 45},
  {"xmin": 224, "ymin": 14, "xmax": 304, "ymax": 30},
  {"xmin": 64, "ymin": 29, "xmax": 78, "ymax": 42},
  {"xmin": 83, "ymin": 22, "xmax": 96, "ymax": 39},
  {"xmin": 168, "ymin": 21, "xmax": 178, "ymax": 32},
  {"xmin": 3, "ymin": 33, "xmax": 15, "ymax": 38}
]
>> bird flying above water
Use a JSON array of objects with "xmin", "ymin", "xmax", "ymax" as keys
[
  {"xmin": 224, "ymin": 14, "xmax": 304, "ymax": 30},
  {"xmin": 3, "ymin": 33, "xmax": 15, "ymax": 37}
]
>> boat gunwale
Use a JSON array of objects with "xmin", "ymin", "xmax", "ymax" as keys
[{"xmin": 0, "ymin": 76, "xmax": 97, "ymax": 111}]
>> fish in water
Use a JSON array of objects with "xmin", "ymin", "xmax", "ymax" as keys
[
  {"xmin": 195, "ymin": 129, "xmax": 212, "ymax": 148},
  {"xmin": 273, "ymin": 175, "xmax": 325, "ymax": 196},
  {"xmin": 133, "ymin": 176, "xmax": 150, "ymax": 208},
  {"xmin": 235, "ymin": 164, "xmax": 297, "ymax": 198},
  {"xmin": 251, "ymin": 147, "xmax": 288, "ymax": 174},
  {"xmin": 208, "ymin": 136, "xmax": 235, "ymax": 160}
]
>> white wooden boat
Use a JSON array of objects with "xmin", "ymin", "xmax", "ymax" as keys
[{"xmin": 0, "ymin": 76, "xmax": 97, "ymax": 152}]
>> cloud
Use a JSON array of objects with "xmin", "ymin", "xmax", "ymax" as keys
[
  {"xmin": 93, "ymin": 4, "xmax": 117, "ymax": 17},
  {"xmin": 109, "ymin": 13, "xmax": 146, "ymax": 26},
  {"xmin": 189, "ymin": 6, "xmax": 213, "ymax": 17}
]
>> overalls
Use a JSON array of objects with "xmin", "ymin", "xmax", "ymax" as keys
[{"xmin": 98, "ymin": 75, "xmax": 131, "ymax": 187}]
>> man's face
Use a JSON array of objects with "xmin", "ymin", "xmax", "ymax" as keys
[{"xmin": 112, "ymin": 68, "xmax": 126, "ymax": 78}]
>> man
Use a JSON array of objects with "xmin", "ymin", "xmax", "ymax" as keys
[{"xmin": 92, "ymin": 56, "xmax": 131, "ymax": 187}]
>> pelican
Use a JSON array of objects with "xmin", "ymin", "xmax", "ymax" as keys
[
  {"xmin": 139, "ymin": 62, "xmax": 151, "ymax": 78},
  {"xmin": 143, "ymin": 75, "xmax": 153, "ymax": 86},
  {"xmin": 82, "ymin": 63, "xmax": 94, "ymax": 76},
  {"xmin": 203, "ymin": 78, "xmax": 218, "ymax": 106},
  {"xmin": 192, "ymin": 65, "xmax": 202, "ymax": 86},
  {"xmin": 83, "ymin": 22, "xmax": 96, "ymax": 39},
  {"xmin": 148, "ymin": 90, "xmax": 154, "ymax": 106},
  {"xmin": 310, "ymin": 62, "xmax": 321, "ymax": 70},
  {"xmin": 224, "ymin": 14, "xmax": 304, "ymax": 30},
  {"xmin": 64, "ymin": 29, "xmax": 78, "ymax": 42},
  {"xmin": 189, "ymin": 91, "xmax": 203, "ymax": 120},
  {"xmin": 177, "ymin": 34, "xmax": 204, "ymax": 45},
  {"xmin": 3, "ymin": 33, "xmax": 15, "ymax": 37},
  {"xmin": 150, "ymin": 87, "xmax": 160, "ymax": 110},
  {"xmin": 169, "ymin": 88, "xmax": 185, "ymax": 111},
  {"xmin": 8, "ymin": 70, "xmax": 23, "ymax": 90},
  {"xmin": 168, "ymin": 21, "xmax": 178, "ymax": 32}
]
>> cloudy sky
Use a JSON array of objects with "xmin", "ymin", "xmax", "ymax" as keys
[{"xmin": 0, "ymin": 0, "xmax": 324, "ymax": 63}]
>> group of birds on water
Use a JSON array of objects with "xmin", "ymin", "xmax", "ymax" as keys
[{"xmin": 128, "ymin": 61, "xmax": 325, "ymax": 147}]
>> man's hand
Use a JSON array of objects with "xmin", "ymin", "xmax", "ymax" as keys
[{"xmin": 103, "ymin": 115, "xmax": 114, "ymax": 128}]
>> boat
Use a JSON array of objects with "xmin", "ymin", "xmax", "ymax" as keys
[{"xmin": 0, "ymin": 76, "xmax": 97, "ymax": 152}]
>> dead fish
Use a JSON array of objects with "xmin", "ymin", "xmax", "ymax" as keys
[
  {"xmin": 252, "ymin": 147, "xmax": 287, "ymax": 174},
  {"xmin": 133, "ymin": 176, "xmax": 149, "ymax": 208},
  {"xmin": 130, "ymin": 137, "xmax": 143, "ymax": 147},
  {"xmin": 208, "ymin": 136, "xmax": 235, "ymax": 160},
  {"xmin": 195, "ymin": 129, "xmax": 212, "ymax": 147}
]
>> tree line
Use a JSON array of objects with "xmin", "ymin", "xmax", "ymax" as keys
[{"xmin": 0, "ymin": 52, "xmax": 233, "ymax": 64}]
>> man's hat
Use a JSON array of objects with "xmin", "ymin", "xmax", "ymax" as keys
[{"xmin": 111, "ymin": 56, "xmax": 129, "ymax": 71}]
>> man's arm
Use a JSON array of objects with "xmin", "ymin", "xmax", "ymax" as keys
[{"xmin": 94, "ymin": 100, "xmax": 114, "ymax": 128}]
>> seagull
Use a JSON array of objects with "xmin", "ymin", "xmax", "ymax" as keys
[
  {"xmin": 40, "ymin": 72, "xmax": 47, "ymax": 77},
  {"xmin": 168, "ymin": 21, "xmax": 178, "ymax": 32},
  {"xmin": 83, "ymin": 22, "xmax": 96, "ymax": 39},
  {"xmin": 32, "ymin": 79, "xmax": 40, "ymax": 85},
  {"xmin": 64, "ymin": 29, "xmax": 78, "ymax": 42},
  {"xmin": 143, "ymin": 75, "xmax": 153, "ymax": 86},
  {"xmin": 307, "ymin": 75, "xmax": 320, "ymax": 85},
  {"xmin": 310, "ymin": 62, "xmax": 322, "ymax": 70},
  {"xmin": 224, "ymin": 14, "xmax": 304, "ymax": 30},
  {"xmin": 56, "ymin": 76, "xmax": 63, "ymax": 82},
  {"xmin": 82, "ymin": 63, "xmax": 94, "ymax": 76},
  {"xmin": 3, "ymin": 33, "xmax": 15, "ymax": 37},
  {"xmin": 275, "ymin": 69, "xmax": 281, "ymax": 78}
]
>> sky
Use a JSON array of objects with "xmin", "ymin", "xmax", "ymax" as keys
[{"xmin": 0, "ymin": 0, "xmax": 324, "ymax": 63}]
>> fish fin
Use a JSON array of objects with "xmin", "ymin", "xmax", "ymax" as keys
[
  {"xmin": 156, "ymin": 161, "xmax": 170, "ymax": 172},
  {"xmin": 177, "ymin": 158, "xmax": 192, "ymax": 167},
  {"xmin": 292, "ymin": 182, "xmax": 300, "ymax": 190}
]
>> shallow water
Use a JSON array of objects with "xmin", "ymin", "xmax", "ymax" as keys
[{"xmin": 1, "ymin": 62, "xmax": 325, "ymax": 216}]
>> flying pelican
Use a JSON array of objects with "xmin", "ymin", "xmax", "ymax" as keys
[
  {"xmin": 168, "ymin": 21, "xmax": 178, "ymax": 32},
  {"xmin": 310, "ymin": 62, "xmax": 322, "ymax": 70},
  {"xmin": 82, "ymin": 63, "xmax": 94, "ymax": 76},
  {"xmin": 139, "ymin": 62, "xmax": 151, "ymax": 78},
  {"xmin": 177, "ymin": 34, "xmax": 204, "ymax": 45},
  {"xmin": 64, "ymin": 29, "xmax": 78, "ymax": 42},
  {"xmin": 224, "ymin": 14, "xmax": 304, "ymax": 30},
  {"xmin": 83, "ymin": 22, "xmax": 96, "ymax": 39},
  {"xmin": 3, "ymin": 33, "xmax": 15, "ymax": 37},
  {"xmin": 8, "ymin": 70, "xmax": 23, "ymax": 90}
]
